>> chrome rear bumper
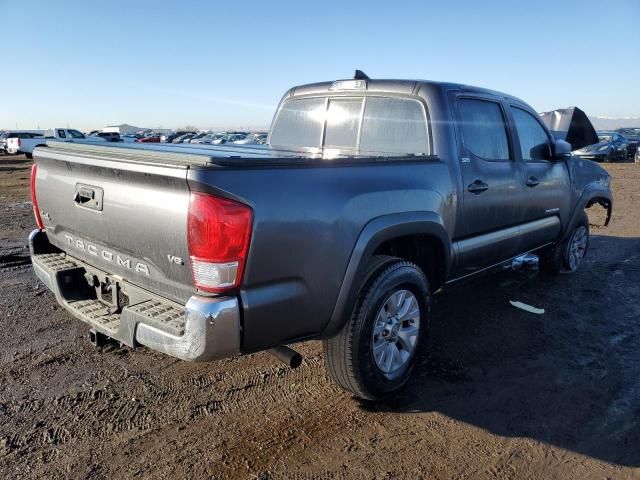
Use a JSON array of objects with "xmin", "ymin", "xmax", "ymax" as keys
[{"xmin": 30, "ymin": 230, "xmax": 240, "ymax": 362}]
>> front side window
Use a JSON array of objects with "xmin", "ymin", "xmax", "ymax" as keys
[
  {"xmin": 511, "ymin": 107, "xmax": 551, "ymax": 161},
  {"xmin": 458, "ymin": 98, "xmax": 510, "ymax": 160},
  {"xmin": 68, "ymin": 129, "xmax": 85, "ymax": 139}
]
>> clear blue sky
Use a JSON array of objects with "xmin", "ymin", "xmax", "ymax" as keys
[{"xmin": 1, "ymin": 0, "xmax": 638, "ymax": 130}]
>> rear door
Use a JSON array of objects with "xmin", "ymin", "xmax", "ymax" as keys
[
  {"xmin": 452, "ymin": 95, "xmax": 524, "ymax": 274},
  {"xmin": 508, "ymin": 105, "xmax": 568, "ymax": 251}
]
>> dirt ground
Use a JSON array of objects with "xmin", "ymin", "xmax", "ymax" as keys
[{"xmin": 1, "ymin": 153, "xmax": 639, "ymax": 480}]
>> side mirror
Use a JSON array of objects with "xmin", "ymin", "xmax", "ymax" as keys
[{"xmin": 551, "ymin": 139, "xmax": 572, "ymax": 160}]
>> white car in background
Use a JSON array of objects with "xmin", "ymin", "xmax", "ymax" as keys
[{"xmin": 7, "ymin": 128, "xmax": 106, "ymax": 158}]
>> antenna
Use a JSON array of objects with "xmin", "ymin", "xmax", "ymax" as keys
[{"xmin": 354, "ymin": 69, "xmax": 370, "ymax": 80}]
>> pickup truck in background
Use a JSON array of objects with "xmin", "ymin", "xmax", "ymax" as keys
[
  {"xmin": 9, "ymin": 128, "xmax": 107, "ymax": 158},
  {"xmin": 29, "ymin": 74, "xmax": 612, "ymax": 400},
  {"xmin": 1, "ymin": 130, "xmax": 45, "ymax": 154}
]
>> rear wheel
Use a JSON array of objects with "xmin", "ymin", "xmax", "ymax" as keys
[
  {"xmin": 323, "ymin": 256, "xmax": 430, "ymax": 400},
  {"xmin": 540, "ymin": 211, "xmax": 589, "ymax": 275},
  {"xmin": 25, "ymin": 152, "xmax": 33, "ymax": 159}
]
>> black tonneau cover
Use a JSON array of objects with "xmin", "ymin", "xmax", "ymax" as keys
[{"xmin": 539, "ymin": 107, "xmax": 598, "ymax": 151}]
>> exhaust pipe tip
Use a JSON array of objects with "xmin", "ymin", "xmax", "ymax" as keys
[{"xmin": 268, "ymin": 346, "xmax": 303, "ymax": 369}]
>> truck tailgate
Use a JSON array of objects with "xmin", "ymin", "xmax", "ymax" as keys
[{"xmin": 32, "ymin": 142, "xmax": 207, "ymax": 303}]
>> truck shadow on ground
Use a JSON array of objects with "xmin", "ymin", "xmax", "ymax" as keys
[{"xmin": 361, "ymin": 235, "xmax": 640, "ymax": 467}]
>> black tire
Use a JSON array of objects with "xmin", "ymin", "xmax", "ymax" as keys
[
  {"xmin": 25, "ymin": 152, "xmax": 33, "ymax": 159},
  {"xmin": 323, "ymin": 255, "xmax": 430, "ymax": 401},
  {"xmin": 539, "ymin": 211, "xmax": 589, "ymax": 275}
]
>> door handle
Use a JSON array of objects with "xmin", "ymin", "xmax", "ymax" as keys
[
  {"xmin": 526, "ymin": 176, "xmax": 540, "ymax": 188},
  {"xmin": 467, "ymin": 179, "xmax": 489, "ymax": 194}
]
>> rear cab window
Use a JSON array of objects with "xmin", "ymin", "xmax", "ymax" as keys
[{"xmin": 269, "ymin": 95, "xmax": 429, "ymax": 156}]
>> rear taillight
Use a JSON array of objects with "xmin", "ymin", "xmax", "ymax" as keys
[
  {"xmin": 30, "ymin": 163, "xmax": 45, "ymax": 230},
  {"xmin": 187, "ymin": 192, "xmax": 252, "ymax": 293},
  {"xmin": 17, "ymin": 138, "xmax": 21, "ymax": 147}
]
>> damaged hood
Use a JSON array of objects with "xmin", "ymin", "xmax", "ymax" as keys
[{"xmin": 539, "ymin": 107, "xmax": 599, "ymax": 151}]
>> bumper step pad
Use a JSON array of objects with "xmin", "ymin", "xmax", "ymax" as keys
[
  {"xmin": 32, "ymin": 252, "xmax": 185, "ymax": 344},
  {"xmin": 30, "ymin": 242, "xmax": 240, "ymax": 361}
]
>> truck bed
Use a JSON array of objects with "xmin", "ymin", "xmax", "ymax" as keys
[
  {"xmin": 42, "ymin": 140, "xmax": 317, "ymax": 167},
  {"xmin": 41, "ymin": 140, "xmax": 433, "ymax": 168}
]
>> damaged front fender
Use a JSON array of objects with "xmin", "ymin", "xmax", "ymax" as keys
[{"xmin": 563, "ymin": 157, "xmax": 613, "ymax": 238}]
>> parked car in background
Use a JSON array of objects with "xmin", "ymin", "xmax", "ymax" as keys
[
  {"xmin": 135, "ymin": 135, "xmax": 161, "ymax": 143},
  {"xmin": 615, "ymin": 127, "xmax": 640, "ymax": 157},
  {"xmin": 171, "ymin": 133, "xmax": 196, "ymax": 144},
  {"xmin": 161, "ymin": 131, "xmax": 193, "ymax": 143},
  {"xmin": 572, "ymin": 131, "xmax": 629, "ymax": 162},
  {"xmin": 6, "ymin": 128, "xmax": 107, "ymax": 158},
  {"xmin": 189, "ymin": 133, "xmax": 214, "ymax": 144},
  {"xmin": 185, "ymin": 132, "xmax": 208, "ymax": 143},
  {"xmin": 211, "ymin": 133, "xmax": 230, "ymax": 144},
  {"xmin": 233, "ymin": 133, "xmax": 268, "ymax": 145},
  {"xmin": 122, "ymin": 134, "xmax": 143, "ymax": 142},
  {"xmin": 90, "ymin": 132, "xmax": 123, "ymax": 142},
  {"xmin": 29, "ymin": 75, "xmax": 612, "ymax": 400},
  {"xmin": 1, "ymin": 130, "xmax": 44, "ymax": 154}
]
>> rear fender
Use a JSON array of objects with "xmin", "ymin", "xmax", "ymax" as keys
[{"xmin": 321, "ymin": 212, "xmax": 450, "ymax": 338}]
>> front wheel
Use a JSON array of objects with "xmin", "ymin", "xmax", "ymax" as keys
[
  {"xmin": 540, "ymin": 211, "xmax": 589, "ymax": 275},
  {"xmin": 323, "ymin": 256, "xmax": 430, "ymax": 400}
]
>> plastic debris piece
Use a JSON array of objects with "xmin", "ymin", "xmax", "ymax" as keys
[{"xmin": 509, "ymin": 301, "xmax": 545, "ymax": 315}]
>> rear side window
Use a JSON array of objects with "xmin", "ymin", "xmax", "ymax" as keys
[
  {"xmin": 360, "ymin": 97, "xmax": 428, "ymax": 155},
  {"xmin": 270, "ymin": 97, "xmax": 325, "ymax": 149},
  {"xmin": 458, "ymin": 98, "xmax": 510, "ymax": 160},
  {"xmin": 57, "ymin": 129, "xmax": 67, "ymax": 138},
  {"xmin": 511, "ymin": 107, "xmax": 550, "ymax": 161}
]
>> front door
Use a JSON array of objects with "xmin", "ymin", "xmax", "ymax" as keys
[
  {"xmin": 452, "ymin": 96, "xmax": 524, "ymax": 275},
  {"xmin": 508, "ymin": 106, "xmax": 569, "ymax": 252}
]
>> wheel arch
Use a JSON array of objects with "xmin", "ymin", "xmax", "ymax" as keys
[
  {"xmin": 562, "ymin": 185, "xmax": 612, "ymax": 242},
  {"xmin": 321, "ymin": 212, "xmax": 451, "ymax": 339}
]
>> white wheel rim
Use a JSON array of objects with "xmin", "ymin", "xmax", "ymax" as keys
[{"xmin": 371, "ymin": 289, "xmax": 421, "ymax": 374}]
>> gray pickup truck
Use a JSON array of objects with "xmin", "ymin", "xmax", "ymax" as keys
[{"xmin": 29, "ymin": 74, "xmax": 612, "ymax": 400}]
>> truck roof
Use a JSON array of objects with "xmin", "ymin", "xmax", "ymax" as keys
[{"xmin": 286, "ymin": 78, "xmax": 527, "ymax": 105}]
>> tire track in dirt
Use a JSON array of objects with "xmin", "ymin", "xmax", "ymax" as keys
[{"xmin": 0, "ymin": 353, "xmax": 335, "ymax": 457}]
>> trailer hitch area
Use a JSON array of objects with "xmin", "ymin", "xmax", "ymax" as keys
[
  {"xmin": 89, "ymin": 328, "xmax": 109, "ymax": 347},
  {"xmin": 90, "ymin": 277, "xmax": 127, "ymax": 315}
]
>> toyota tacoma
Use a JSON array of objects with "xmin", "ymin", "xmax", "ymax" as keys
[{"xmin": 29, "ymin": 73, "xmax": 612, "ymax": 400}]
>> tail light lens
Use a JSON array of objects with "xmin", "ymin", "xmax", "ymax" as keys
[
  {"xmin": 187, "ymin": 192, "xmax": 252, "ymax": 293},
  {"xmin": 30, "ymin": 163, "xmax": 45, "ymax": 230}
]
